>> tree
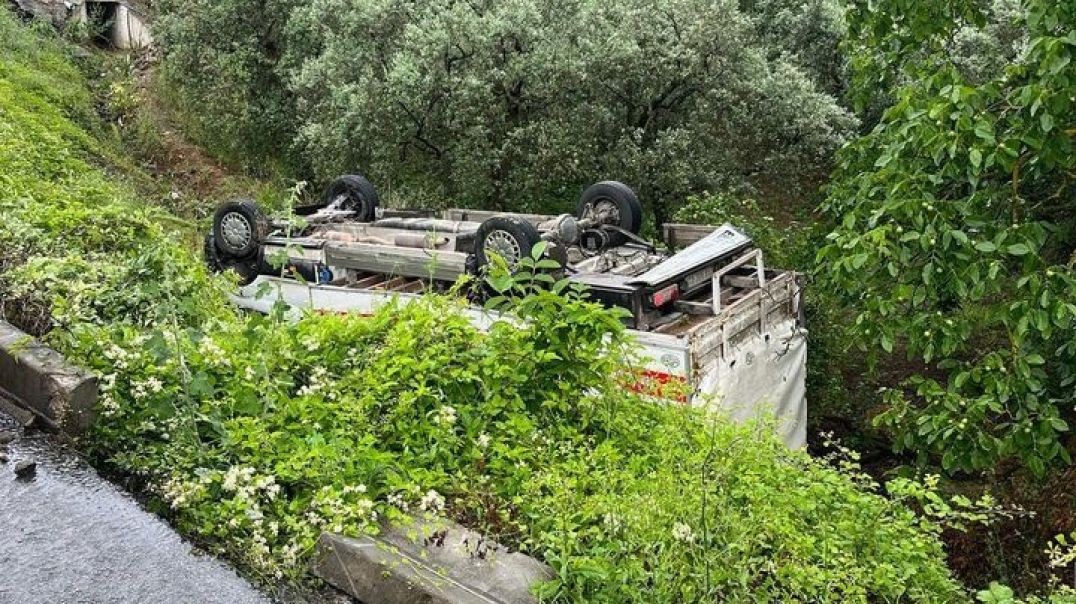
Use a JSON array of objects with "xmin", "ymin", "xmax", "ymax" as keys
[
  {"xmin": 740, "ymin": 0, "xmax": 849, "ymax": 98},
  {"xmin": 818, "ymin": 0, "xmax": 1075, "ymax": 476},
  {"xmin": 156, "ymin": 0, "xmax": 855, "ymax": 221},
  {"xmin": 153, "ymin": 0, "xmax": 301, "ymax": 172}
]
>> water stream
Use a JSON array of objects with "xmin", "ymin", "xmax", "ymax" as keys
[{"xmin": 0, "ymin": 405, "xmax": 270, "ymax": 604}]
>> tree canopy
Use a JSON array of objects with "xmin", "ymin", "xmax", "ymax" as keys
[
  {"xmin": 155, "ymin": 0, "xmax": 853, "ymax": 220},
  {"xmin": 818, "ymin": 0, "xmax": 1075, "ymax": 476}
]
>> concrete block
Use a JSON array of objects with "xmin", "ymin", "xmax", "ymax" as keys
[
  {"xmin": 311, "ymin": 518, "xmax": 552, "ymax": 604},
  {"xmin": 0, "ymin": 321, "xmax": 97, "ymax": 433}
]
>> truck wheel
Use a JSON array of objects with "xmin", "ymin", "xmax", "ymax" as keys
[
  {"xmin": 475, "ymin": 216, "xmax": 541, "ymax": 268},
  {"xmin": 205, "ymin": 233, "xmax": 261, "ymax": 285},
  {"xmin": 323, "ymin": 174, "xmax": 379, "ymax": 222},
  {"xmin": 212, "ymin": 198, "xmax": 269, "ymax": 258},
  {"xmin": 223, "ymin": 256, "xmax": 261, "ymax": 286},
  {"xmin": 576, "ymin": 181, "xmax": 643, "ymax": 245}
]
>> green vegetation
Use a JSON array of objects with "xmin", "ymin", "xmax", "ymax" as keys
[
  {"xmin": 4, "ymin": 0, "xmax": 1076, "ymax": 598},
  {"xmin": 0, "ymin": 16, "xmax": 229, "ymax": 338},
  {"xmin": 153, "ymin": 0, "xmax": 852, "ymax": 222},
  {"xmin": 0, "ymin": 9, "xmax": 974, "ymax": 601},
  {"xmin": 818, "ymin": 0, "xmax": 1075, "ymax": 477}
]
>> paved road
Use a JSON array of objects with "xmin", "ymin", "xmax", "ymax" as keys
[{"xmin": 0, "ymin": 403, "xmax": 271, "ymax": 604}]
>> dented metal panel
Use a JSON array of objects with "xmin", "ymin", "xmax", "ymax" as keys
[{"xmin": 628, "ymin": 225, "xmax": 752, "ymax": 287}]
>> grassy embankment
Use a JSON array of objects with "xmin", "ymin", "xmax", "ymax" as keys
[{"xmin": 0, "ymin": 11, "xmax": 966, "ymax": 602}]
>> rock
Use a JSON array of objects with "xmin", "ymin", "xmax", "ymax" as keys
[
  {"xmin": 0, "ymin": 396, "xmax": 38, "ymax": 428},
  {"xmin": 0, "ymin": 451, "xmax": 7, "ymax": 464},
  {"xmin": 311, "ymin": 518, "xmax": 553, "ymax": 604},
  {"xmin": 14, "ymin": 459, "xmax": 36, "ymax": 479},
  {"xmin": 0, "ymin": 430, "xmax": 15, "ymax": 445}
]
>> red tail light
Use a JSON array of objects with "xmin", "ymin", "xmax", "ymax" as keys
[{"xmin": 650, "ymin": 284, "xmax": 679, "ymax": 307}]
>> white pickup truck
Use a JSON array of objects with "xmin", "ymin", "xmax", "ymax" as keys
[{"xmin": 206, "ymin": 175, "xmax": 807, "ymax": 447}]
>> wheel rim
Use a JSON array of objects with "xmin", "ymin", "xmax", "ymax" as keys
[
  {"xmin": 485, "ymin": 229, "xmax": 523, "ymax": 264},
  {"xmin": 585, "ymin": 198, "xmax": 621, "ymax": 225},
  {"xmin": 220, "ymin": 212, "xmax": 253, "ymax": 250},
  {"xmin": 327, "ymin": 192, "xmax": 351, "ymax": 210}
]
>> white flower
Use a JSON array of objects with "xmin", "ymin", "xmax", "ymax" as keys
[
  {"xmin": 420, "ymin": 489, "xmax": 445, "ymax": 513},
  {"xmin": 387, "ymin": 492, "xmax": 409, "ymax": 511},
  {"xmin": 246, "ymin": 506, "xmax": 264, "ymax": 523},
  {"xmin": 476, "ymin": 433, "xmax": 491, "ymax": 449},
  {"xmin": 301, "ymin": 336, "xmax": 320, "ymax": 352},
  {"xmin": 435, "ymin": 406, "xmax": 457, "ymax": 426},
  {"xmin": 281, "ymin": 541, "xmax": 302, "ymax": 566},
  {"xmin": 298, "ymin": 366, "xmax": 330, "ymax": 397},
  {"xmin": 200, "ymin": 338, "xmax": 230, "ymax": 367},
  {"xmin": 672, "ymin": 522, "xmax": 696, "ymax": 544},
  {"xmin": 602, "ymin": 513, "xmax": 622, "ymax": 533},
  {"xmin": 99, "ymin": 393, "xmax": 120, "ymax": 416},
  {"xmin": 355, "ymin": 498, "xmax": 374, "ymax": 517},
  {"xmin": 145, "ymin": 377, "xmax": 164, "ymax": 393},
  {"xmin": 100, "ymin": 373, "xmax": 118, "ymax": 391},
  {"xmin": 158, "ymin": 476, "xmax": 200, "ymax": 510},
  {"xmin": 222, "ymin": 466, "xmax": 254, "ymax": 492}
]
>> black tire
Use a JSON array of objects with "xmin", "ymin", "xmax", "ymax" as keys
[
  {"xmin": 474, "ymin": 216, "xmax": 542, "ymax": 268},
  {"xmin": 212, "ymin": 198, "xmax": 269, "ymax": 258},
  {"xmin": 204, "ymin": 233, "xmax": 261, "ymax": 285},
  {"xmin": 575, "ymin": 181, "xmax": 644, "ymax": 244},
  {"xmin": 322, "ymin": 174, "xmax": 379, "ymax": 222},
  {"xmin": 223, "ymin": 256, "xmax": 261, "ymax": 286}
]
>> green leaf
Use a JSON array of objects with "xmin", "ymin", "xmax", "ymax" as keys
[
  {"xmin": 530, "ymin": 241, "xmax": 548, "ymax": 261},
  {"xmin": 881, "ymin": 333, "xmax": 894, "ymax": 353},
  {"xmin": 974, "ymin": 241, "xmax": 996, "ymax": 252},
  {"xmin": 1005, "ymin": 243, "xmax": 1030, "ymax": 256},
  {"xmin": 1040, "ymin": 113, "xmax": 1054, "ymax": 133},
  {"xmin": 973, "ymin": 121, "xmax": 994, "ymax": 143}
]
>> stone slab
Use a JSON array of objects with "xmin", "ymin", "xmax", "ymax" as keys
[
  {"xmin": 0, "ymin": 321, "xmax": 97, "ymax": 433},
  {"xmin": 311, "ymin": 518, "xmax": 552, "ymax": 604}
]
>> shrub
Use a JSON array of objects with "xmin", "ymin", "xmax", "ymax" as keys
[
  {"xmin": 152, "ymin": 0, "xmax": 302, "ymax": 173},
  {"xmin": 59, "ymin": 292, "xmax": 962, "ymax": 601},
  {"xmin": 0, "ymin": 12, "xmax": 231, "ymax": 336}
]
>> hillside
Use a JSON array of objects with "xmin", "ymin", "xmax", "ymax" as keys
[{"xmin": 0, "ymin": 9, "xmax": 974, "ymax": 601}]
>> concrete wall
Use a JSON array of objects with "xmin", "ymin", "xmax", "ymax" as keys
[
  {"xmin": 0, "ymin": 321, "xmax": 98, "ymax": 433},
  {"xmin": 13, "ymin": 0, "xmax": 153, "ymax": 49},
  {"xmin": 107, "ymin": 3, "xmax": 152, "ymax": 49}
]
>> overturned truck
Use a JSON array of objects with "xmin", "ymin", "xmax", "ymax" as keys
[{"xmin": 205, "ymin": 175, "xmax": 807, "ymax": 447}]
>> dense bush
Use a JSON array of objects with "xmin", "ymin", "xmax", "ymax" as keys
[
  {"xmin": 71, "ymin": 297, "xmax": 964, "ymax": 601},
  {"xmin": 154, "ymin": 0, "xmax": 855, "ymax": 221},
  {"xmin": 152, "ymin": 0, "xmax": 302, "ymax": 173},
  {"xmin": 817, "ymin": 0, "xmax": 1075, "ymax": 476},
  {"xmin": 0, "ymin": 11, "xmax": 971, "ymax": 601},
  {"xmin": 741, "ymin": 0, "xmax": 848, "ymax": 98}
]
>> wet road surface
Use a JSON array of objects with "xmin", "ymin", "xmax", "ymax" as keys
[{"xmin": 0, "ymin": 403, "xmax": 271, "ymax": 604}]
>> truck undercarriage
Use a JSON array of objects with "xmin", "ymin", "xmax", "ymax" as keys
[{"xmin": 205, "ymin": 174, "xmax": 808, "ymax": 447}]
